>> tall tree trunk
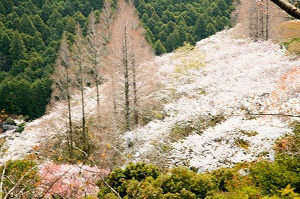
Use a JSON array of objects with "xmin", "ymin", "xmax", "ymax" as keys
[
  {"xmin": 66, "ymin": 68, "xmax": 74, "ymax": 159},
  {"xmin": 260, "ymin": 1, "xmax": 264, "ymax": 39},
  {"xmin": 123, "ymin": 25, "xmax": 131, "ymax": 131},
  {"xmin": 266, "ymin": 0, "xmax": 269, "ymax": 40},
  {"xmin": 74, "ymin": 25, "xmax": 88, "ymax": 154},
  {"xmin": 52, "ymin": 32, "xmax": 74, "ymax": 159},
  {"xmin": 131, "ymin": 56, "xmax": 139, "ymax": 126}
]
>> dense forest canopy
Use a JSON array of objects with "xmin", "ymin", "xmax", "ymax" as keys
[{"xmin": 0, "ymin": 0, "xmax": 233, "ymax": 119}]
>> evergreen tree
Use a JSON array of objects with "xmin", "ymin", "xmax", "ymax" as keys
[
  {"xmin": 1, "ymin": 0, "xmax": 14, "ymax": 14},
  {"xmin": 0, "ymin": 33, "xmax": 11, "ymax": 56},
  {"xmin": 215, "ymin": 16, "xmax": 225, "ymax": 31},
  {"xmin": 151, "ymin": 11, "xmax": 160, "ymax": 22},
  {"xmin": 212, "ymin": 5, "xmax": 221, "ymax": 16},
  {"xmin": 25, "ymin": 0, "xmax": 38, "ymax": 15},
  {"xmin": 63, "ymin": 0, "xmax": 75, "ymax": 16},
  {"xmin": 32, "ymin": 32, "xmax": 46, "ymax": 51},
  {"xmin": 41, "ymin": 3, "xmax": 52, "ymax": 22},
  {"xmin": 33, "ymin": 14, "xmax": 46, "ymax": 34},
  {"xmin": 6, "ymin": 12, "xmax": 20, "ymax": 30},
  {"xmin": 9, "ymin": 30, "xmax": 26, "ymax": 61},
  {"xmin": 82, "ymin": 1, "xmax": 92, "ymax": 16},
  {"xmin": 194, "ymin": 14, "xmax": 207, "ymax": 40},
  {"xmin": 205, "ymin": 23, "xmax": 217, "ymax": 36},
  {"xmin": 0, "ymin": 2, "xmax": 5, "ymax": 15},
  {"xmin": 31, "ymin": 0, "xmax": 45, "ymax": 9},
  {"xmin": 55, "ymin": 20, "xmax": 65, "ymax": 36},
  {"xmin": 47, "ymin": 9, "xmax": 63, "ymax": 28},
  {"xmin": 65, "ymin": 17, "xmax": 77, "ymax": 34},
  {"xmin": 20, "ymin": 14, "xmax": 37, "ymax": 36},
  {"xmin": 73, "ymin": 11, "xmax": 86, "ymax": 28},
  {"xmin": 42, "ymin": 26, "xmax": 54, "ymax": 44},
  {"xmin": 158, "ymin": 31, "xmax": 167, "ymax": 43},
  {"xmin": 153, "ymin": 39, "xmax": 167, "ymax": 55},
  {"xmin": 141, "ymin": 13, "xmax": 149, "ymax": 24},
  {"xmin": 186, "ymin": 6, "xmax": 197, "ymax": 26},
  {"xmin": 178, "ymin": 25, "xmax": 187, "ymax": 43},
  {"xmin": 29, "ymin": 78, "xmax": 52, "ymax": 118}
]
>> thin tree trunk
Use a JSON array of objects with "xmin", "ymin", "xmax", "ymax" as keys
[
  {"xmin": 131, "ymin": 56, "xmax": 139, "ymax": 126},
  {"xmin": 80, "ymin": 72, "xmax": 87, "ymax": 154},
  {"xmin": 66, "ymin": 68, "xmax": 73, "ymax": 159},
  {"xmin": 266, "ymin": 0, "xmax": 269, "ymax": 40},
  {"xmin": 123, "ymin": 25, "xmax": 131, "ymax": 131},
  {"xmin": 75, "ymin": 25, "xmax": 88, "ymax": 155},
  {"xmin": 255, "ymin": 0, "xmax": 259, "ymax": 40},
  {"xmin": 260, "ymin": 1, "xmax": 264, "ymax": 39}
]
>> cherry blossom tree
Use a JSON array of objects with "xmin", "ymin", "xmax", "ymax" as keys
[{"xmin": 38, "ymin": 161, "xmax": 109, "ymax": 198}]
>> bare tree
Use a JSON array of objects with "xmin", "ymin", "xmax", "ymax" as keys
[
  {"xmin": 271, "ymin": 0, "xmax": 300, "ymax": 19},
  {"xmin": 249, "ymin": 0, "xmax": 270, "ymax": 40},
  {"xmin": 235, "ymin": 0, "xmax": 288, "ymax": 41},
  {"xmin": 72, "ymin": 25, "xmax": 90, "ymax": 155},
  {"xmin": 86, "ymin": 0, "xmax": 113, "ymax": 117},
  {"xmin": 51, "ymin": 32, "xmax": 74, "ymax": 159},
  {"xmin": 107, "ymin": 0, "xmax": 155, "ymax": 131}
]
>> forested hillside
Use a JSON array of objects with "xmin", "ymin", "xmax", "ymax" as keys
[
  {"xmin": 0, "ymin": 0, "xmax": 233, "ymax": 119},
  {"xmin": 134, "ymin": 0, "xmax": 234, "ymax": 54},
  {"xmin": 2, "ymin": 0, "xmax": 300, "ymax": 198}
]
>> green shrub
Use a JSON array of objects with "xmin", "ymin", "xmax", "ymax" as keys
[
  {"xmin": 98, "ymin": 162, "xmax": 161, "ymax": 198},
  {"xmin": 0, "ymin": 160, "xmax": 39, "ymax": 198},
  {"xmin": 15, "ymin": 122, "xmax": 26, "ymax": 133},
  {"xmin": 97, "ymin": 160, "xmax": 300, "ymax": 198},
  {"xmin": 98, "ymin": 164, "xmax": 217, "ymax": 199},
  {"xmin": 246, "ymin": 160, "xmax": 300, "ymax": 195}
]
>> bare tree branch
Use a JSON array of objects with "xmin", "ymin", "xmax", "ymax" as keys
[
  {"xmin": 3, "ymin": 165, "xmax": 37, "ymax": 199},
  {"xmin": 271, "ymin": 0, "xmax": 300, "ymax": 19},
  {"xmin": 0, "ymin": 162, "xmax": 6, "ymax": 199}
]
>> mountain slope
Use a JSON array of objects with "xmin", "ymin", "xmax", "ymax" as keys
[
  {"xmin": 122, "ymin": 26, "xmax": 300, "ymax": 172},
  {"xmin": 1, "ymin": 26, "xmax": 300, "ymax": 173}
]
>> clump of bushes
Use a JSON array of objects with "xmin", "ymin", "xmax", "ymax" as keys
[
  {"xmin": 0, "ymin": 160, "xmax": 39, "ymax": 198},
  {"xmin": 98, "ymin": 157, "xmax": 300, "ymax": 198},
  {"xmin": 98, "ymin": 162, "xmax": 217, "ymax": 198}
]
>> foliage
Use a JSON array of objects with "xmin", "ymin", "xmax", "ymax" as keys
[
  {"xmin": 98, "ymin": 163, "xmax": 217, "ymax": 198},
  {"xmin": 0, "ymin": 0, "xmax": 233, "ymax": 119},
  {"xmin": 284, "ymin": 38, "xmax": 300, "ymax": 55},
  {"xmin": 0, "ymin": 160, "xmax": 39, "ymax": 198},
  {"xmin": 98, "ymin": 162, "xmax": 161, "ymax": 198},
  {"xmin": 15, "ymin": 122, "xmax": 26, "ymax": 133},
  {"xmin": 97, "ymin": 154, "xmax": 300, "ymax": 198},
  {"xmin": 134, "ymin": 0, "xmax": 234, "ymax": 55},
  {"xmin": 38, "ymin": 161, "xmax": 108, "ymax": 198},
  {"xmin": 172, "ymin": 42, "xmax": 206, "ymax": 75},
  {"xmin": 0, "ymin": 0, "xmax": 102, "ymax": 119}
]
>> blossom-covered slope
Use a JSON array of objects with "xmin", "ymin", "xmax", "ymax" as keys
[
  {"xmin": 0, "ymin": 87, "xmax": 99, "ymax": 163},
  {"xmin": 1, "ymin": 26, "xmax": 300, "ymax": 174},
  {"xmin": 122, "ymin": 27, "xmax": 300, "ymax": 172}
]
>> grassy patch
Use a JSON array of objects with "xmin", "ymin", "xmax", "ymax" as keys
[
  {"xmin": 172, "ymin": 43, "xmax": 206, "ymax": 76},
  {"xmin": 239, "ymin": 130, "xmax": 258, "ymax": 137},
  {"xmin": 235, "ymin": 138, "xmax": 250, "ymax": 150},
  {"xmin": 283, "ymin": 37, "xmax": 300, "ymax": 55}
]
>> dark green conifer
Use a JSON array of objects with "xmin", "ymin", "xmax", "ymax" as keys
[
  {"xmin": 154, "ymin": 39, "xmax": 167, "ymax": 55},
  {"xmin": 9, "ymin": 30, "xmax": 26, "ymax": 61},
  {"xmin": 20, "ymin": 14, "xmax": 37, "ymax": 36}
]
